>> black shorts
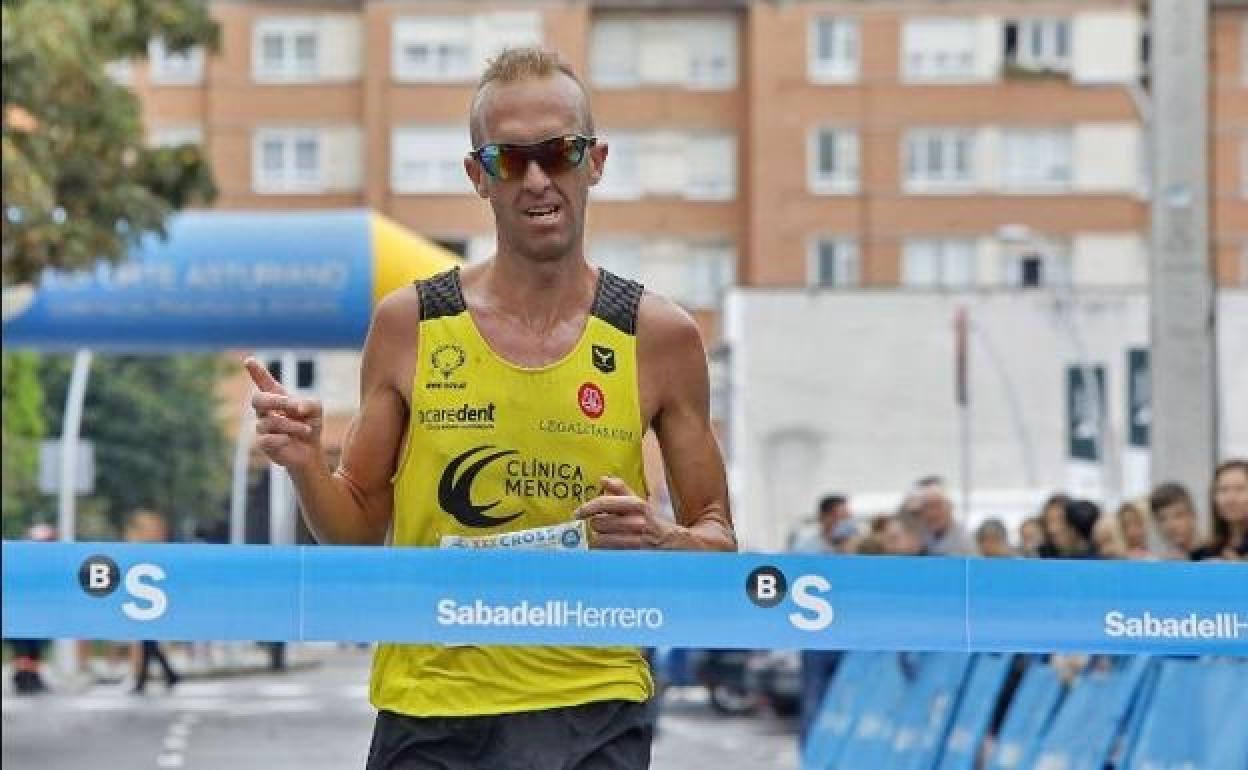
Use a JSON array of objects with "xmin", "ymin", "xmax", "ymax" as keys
[{"xmin": 366, "ymin": 699, "xmax": 654, "ymax": 770}]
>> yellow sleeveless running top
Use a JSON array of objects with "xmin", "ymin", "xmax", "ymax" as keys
[{"xmin": 370, "ymin": 266, "xmax": 654, "ymax": 717}]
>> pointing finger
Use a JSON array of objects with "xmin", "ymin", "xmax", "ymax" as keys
[{"xmin": 243, "ymin": 357, "xmax": 286, "ymax": 396}]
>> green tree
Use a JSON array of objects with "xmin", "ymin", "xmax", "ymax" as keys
[
  {"xmin": 2, "ymin": 0, "xmax": 219, "ymax": 286},
  {"xmin": 1, "ymin": 352, "xmax": 46, "ymax": 538},
  {"xmin": 40, "ymin": 354, "xmax": 231, "ymax": 540}
]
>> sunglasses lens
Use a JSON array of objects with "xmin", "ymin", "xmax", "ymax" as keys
[{"xmin": 479, "ymin": 137, "xmax": 590, "ymax": 180}]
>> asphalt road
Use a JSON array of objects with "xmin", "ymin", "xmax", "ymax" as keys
[{"xmin": 2, "ymin": 646, "xmax": 797, "ymax": 770}]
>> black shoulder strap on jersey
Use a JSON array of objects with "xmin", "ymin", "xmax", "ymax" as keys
[
  {"xmin": 416, "ymin": 268, "xmax": 467, "ymax": 320},
  {"xmin": 590, "ymin": 268, "xmax": 644, "ymax": 336}
]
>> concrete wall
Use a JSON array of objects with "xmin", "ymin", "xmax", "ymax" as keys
[{"xmin": 724, "ymin": 288, "xmax": 1248, "ymax": 551}]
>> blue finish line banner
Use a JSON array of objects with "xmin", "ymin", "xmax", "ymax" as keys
[{"xmin": 3, "ymin": 542, "xmax": 1246, "ymax": 655}]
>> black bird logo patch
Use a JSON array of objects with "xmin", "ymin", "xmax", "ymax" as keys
[{"xmin": 591, "ymin": 345, "xmax": 616, "ymax": 374}]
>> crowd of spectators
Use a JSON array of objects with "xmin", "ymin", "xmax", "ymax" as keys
[
  {"xmin": 791, "ymin": 457, "xmax": 1247, "ymax": 564},
  {"xmin": 790, "ymin": 457, "xmax": 1248, "ymax": 743}
]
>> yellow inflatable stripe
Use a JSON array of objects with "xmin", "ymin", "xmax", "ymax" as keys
[{"xmin": 370, "ymin": 214, "xmax": 461, "ymax": 308}]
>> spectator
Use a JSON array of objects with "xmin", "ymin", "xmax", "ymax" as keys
[
  {"xmin": 880, "ymin": 514, "xmax": 925, "ymax": 556},
  {"xmin": 792, "ymin": 495, "xmax": 855, "ymax": 553},
  {"xmin": 1114, "ymin": 501, "xmax": 1154, "ymax": 560},
  {"xmin": 10, "ymin": 522, "xmax": 56, "ymax": 694},
  {"xmin": 1060, "ymin": 499, "xmax": 1100, "ymax": 559},
  {"xmin": 1018, "ymin": 516, "xmax": 1046, "ymax": 557},
  {"xmin": 974, "ymin": 519, "xmax": 1014, "ymax": 557},
  {"xmin": 1091, "ymin": 515, "xmax": 1127, "ymax": 559},
  {"xmin": 1193, "ymin": 458, "xmax": 1248, "ymax": 561},
  {"xmin": 855, "ymin": 535, "xmax": 889, "ymax": 555},
  {"xmin": 1036, "ymin": 493, "xmax": 1072, "ymax": 558},
  {"xmin": 911, "ymin": 477, "xmax": 974, "ymax": 556},
  {"xmin": 125, "ymin": 509, "xmax": 181, "ymax": 694},
  {"xmin": 793, "ymin": 497, "xmax": 854, "ymax": 746},
  {"xmin": 1149, "ymin": 482, "xmax": 1199, "ymax": 560}
]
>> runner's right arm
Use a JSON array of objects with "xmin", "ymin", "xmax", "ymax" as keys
[{"xmin": 248, "ymin": 289, "xmax": 418, "ymax": 545}]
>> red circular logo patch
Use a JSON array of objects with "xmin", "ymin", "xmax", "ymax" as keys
[{"xmin": 578, "ymin": 382, "xmax": 605, "ymax": 419}]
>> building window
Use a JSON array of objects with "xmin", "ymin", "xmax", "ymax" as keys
[
  {"xmin": 148, "ymin": 125, "xmax": 204, "ymax": 148},
  {"xmin": 593, "ymin": 131, "xmax": 736, "ymax": 202},
  {"xmin": 393, "ymin": 13, "xmax": 540, "ymax": 83},
  {"xmin": 808, "ymin": 238, "xmax": 860, "ymax": 288},
  {"xmin": 808, "ymin": 127, "xmax": 859, "ymax": 194},
  {"xmin": 1003, "ymin": 130, "xmax": 1072, "ymax": 190},
  {"xmin": 904, "ymin": 129, "xmax": 974, "ymax": 191},
  {"xmin": 590, "ymin": 17, "xmax": 737, "ymax": 90},
  {"xmin": 1005, "ymin": 18, "xmax": 1071, "ymax": 74},
  {"xmin": 148, "ymin": 39, "xmax": 203, "ymax": 84},
  {"xmin": 809, "ymin": 17, "xmax": 859, "ymax": 83},
  {"xmin": 902, "ymin": 18, "xmax": 977, "ymax": 81},
  {"xmin": 254, "ymin": 19, "xmax": 320, "ymax": 82},
  {"xmin": 392, "ymin": 126, "xmax": 471, "ymax": 195},
  {"xmin": 684, "ymin": 241, "xmax": 736, "ymax": 308},
  {"xmin": 903, "ymin": 239, "xmax": 976, "ymax": 288},
  {"xmin": 1001, "ymin": 243, "xmax": 1070, "ymax": 288},
  {"xmin": 686, "ymin": 134, "xmax": 736, "ymax": 201},
  {"xmin": 252, "ymin": 129, "xmax": 322, "ymax": 193},
  {"xmin": 392, "ymin": 17, "xmax": 472, "ymax": 82}
]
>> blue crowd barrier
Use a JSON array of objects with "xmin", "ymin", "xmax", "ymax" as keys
[
  {"xmin": 887, "ymin": 652, "xmax": 971, "ymax": 770},
  {"xmin": 986, "ymin": 659, "xmax": 1065, "ymax": 770},
  {"xmin": 803, "ymin": 651, "xmax": 882, "ymax": 770},
  {"xmin": 935, "ymin": 654, "xmax": 1015, "ymax": 770},
  {"xmin": 805, "ymin": 653, "xmax": 1248, "ymax": 770}
]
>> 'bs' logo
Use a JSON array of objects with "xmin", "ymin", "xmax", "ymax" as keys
[
  {"xmin": 79, "ymin": 554, "xmax": 169, "ymax": 621},
  {"xmin": 438, "ymin": 446, "xmax": 523, "ymax": 528},
  {"xmin": 745, "ymin": 565, "xmax": 834, "ymax": 632}
]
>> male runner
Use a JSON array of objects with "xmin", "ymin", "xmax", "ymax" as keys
[{"xmin": 246, "ymin": 46, "xmax": 736, "ymax": 769}]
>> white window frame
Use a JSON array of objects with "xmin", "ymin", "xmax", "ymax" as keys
[
  {"xmin": 592, "ymin": 238, "xmax": 643, "ymax": 281},
  {"xmin": 902, "ymin": 18, "xmax": 978, "ymax": 82},
  {"xmin": 807, "ymin": 237, "xmax": 860, "ymax": 288},
  {"xmin": 903, "ymin": 238, "xmax": 977, "ymax": 289},
  {"xmin": 148, "ymin": 38, "xmax": 204, "ymax": 85},
  {"xmin": 808, "ymin": 127, "xmax": 860, "ymax": 194},
  {"xmin": 1008, "ymin": 18, "xmax": 1071, "ymax": 73},
  {"xmin": 253, "ymin": 18, "xmax": 321, "ymax": 83},
  {"xmin": 808, "ymin": 17, "xmax": 860, "ymax": 83},
  {"xmin": 252, "ymin": 128, "xmax": 324, "ymax": 194},
  {"xmin": 1002, "ymin": 129, "xmax": 1073, "ymax": 191},
  {"xmin": 685, "ymin": 134, "xmax": 736, "ymax": 201},
  {"xmin": 391, "ymin": 126, "xmax": 472, "ymax": 195},
  {"xmin": 904, "ymin": 129, "xmax": 975, "ymax": 192},
  {"xmin": 392, "ymin": 17, "xmax": 473, "ymax": 83},
  {"xmin": 590, "ymin": 17, "xmax": 737, "ymax": 91}
]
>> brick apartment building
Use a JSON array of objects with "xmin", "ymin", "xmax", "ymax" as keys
[{"xmin": 119, "ymin": 0, "xmax": 1245, "ymax": 466}]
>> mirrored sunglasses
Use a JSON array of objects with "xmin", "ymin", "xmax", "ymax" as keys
[{"xmin": 471, "ymin": 135, "xmax": 596, "ymax": 181}]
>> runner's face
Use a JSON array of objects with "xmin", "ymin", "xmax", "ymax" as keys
[{"xmin": 468, "ymin": 76, "xmax": 605, "ymax": 264}]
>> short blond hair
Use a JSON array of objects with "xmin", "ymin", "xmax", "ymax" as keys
[{"xmin": 469, "ymin": 47, "xmax": 594, "ymax": 147}]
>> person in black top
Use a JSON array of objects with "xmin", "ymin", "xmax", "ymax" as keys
[{"xmin": 1192, "ymin": 458, "xmax": 1248, "ymax": 561}]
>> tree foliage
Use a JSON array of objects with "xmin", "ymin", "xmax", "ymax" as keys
[
  {"xmin": 1, "ymin": 352, "xmax": 46, "ymax": 538},
  {"xmin": 40, "ymin": 354, "xmax": 231, "ymax": 540},
  {"xmin": 2, "ymin": 0, "xmax": 219, "ymax": 286}
]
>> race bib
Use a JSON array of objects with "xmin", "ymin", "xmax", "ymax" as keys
[{"xmin": 439, "ymin": 520, "xmax": 590, "ymax": 550}]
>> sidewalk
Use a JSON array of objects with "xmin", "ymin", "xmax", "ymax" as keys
[{"xmin": 2, "ymin": 642, "xmax": 332, "ymax": 698}]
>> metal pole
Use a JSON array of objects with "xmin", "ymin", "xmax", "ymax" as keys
[
  {"xmin": 230, "ymin": 391, "xmax": 256, "ymax": 545},
  {"xmin": 1148, "ymin": 0, "xmax": 1216, "ymax": 530},
  {"xmin": 268, "ymin": 351, "xmax": 299, "ymax": 546},
  {"xmin": 955, "ymin": 308, "xmax": 971, "ymax": 519},
  {"xmin": 55, "ymin": 348, "xmax": 92, "ymax": 679}
]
